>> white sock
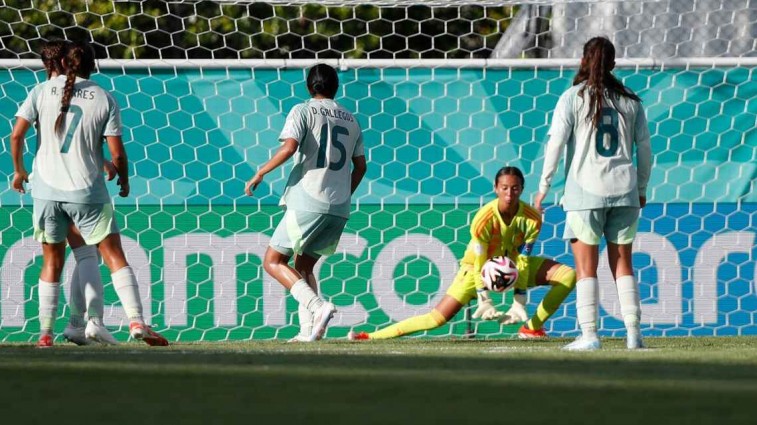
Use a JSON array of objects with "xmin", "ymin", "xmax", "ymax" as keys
[
  {"xmin": 616, "ymin": 275, "xmax": 641, "ymax": 333},
  {"xmin": 67, "ymin": 263, "xmax": 86, "ymax": 328},
  {"xmin": 290, "ymin": 279, "xmax": 323, "ymax": 314},
  {"xmin": 112, "ymin": 266, "xmax": 144, "ymax": 323},
  {"xmin": 576, "ymin": 277, "xmax": 599, "ymax": 339},
  {"xmin": 38, "ymin": 280, "xmax": 60, "ymax": 334},
  {"xmin": 73, "ymin": 245, "xmax": 104, "ymax": 321},
  {"xmin": 298, "ymin": 304, "xmax": 313, "ymax": 337}
]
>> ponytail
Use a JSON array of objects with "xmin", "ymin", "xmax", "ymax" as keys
[
  {"xmin": 573, "ymin": 37, "xmax": 640, "ymax": 128},
  {"xmin": 54, "ymin": 43, "xmax": 83, "ymax": 137}
]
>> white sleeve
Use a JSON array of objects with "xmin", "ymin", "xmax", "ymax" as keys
[
  {"xmin": 103, "ymin": 93, "xmax": 122, "ymax": 137},
  {"xmin": 279, "ymin": 104, "xmax": 308, "ymax": 142},
  {"xmin": 634, "ymin": 103, "xmax": 652, "ymax": 195},
  {"xmin": 15, "ymin": 85, "xmax": 41, "ymax": 123},
  {"xmin": 538, "ymin": 91, "xmax": 574, "ymax": 195}
]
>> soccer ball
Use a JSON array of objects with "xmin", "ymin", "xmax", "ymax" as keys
[{"xmin": 481, "ymin": 256, "xmax": 518, "ymax": 292}]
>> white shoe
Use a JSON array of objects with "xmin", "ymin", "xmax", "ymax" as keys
[
  {"xmin": 63, "ymin": 324, "xmax": 91, "ymax": 346},
  {"xmin": 309, "ymin": 302, "xmax": 336, "ymax": 341},
  {"xmin": 287, "ymin": 334, "xmax": 311, "ymax": 343},
  {"xmin": 85, "ymin": 320, "xmax": 119, "ymax": 345},
  {"xmin": 562, "ymin": 335, "xmax": 601, "ymax": 351},
  {"xmin": 627, "ymin": 332, "xmax": 645, "ymax": 349}
]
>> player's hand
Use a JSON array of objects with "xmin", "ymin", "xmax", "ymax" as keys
[
  {"xmin": 12, "ymin": 170, "xmax": 28, "ymax": 194},
  {"xmin": 499, "ymin": 293, "xmax": 528, "ymax": 324},
  {"xmin": 245, "ymin": 172, "xmax": 264, "ymax": 196},
  {"xmin": 472, "ymin": 290, "xmax": 504, "ymax": 321},
  {"xmin": 639, "ymin": 196, "xmax": 647, "ymax": 208},
  {"xmin": 104, "ymin": 161, "xmax": 117, "ymax": 181},
  {"xmin": 533, "ymin": 191, "xmax": 547, "ymax": 213},
  {"xmin": 117, "ymin": 178, "xmax": 130, "ymax": 197}
]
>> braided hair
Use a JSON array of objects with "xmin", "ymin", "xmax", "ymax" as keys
[
  {"xmin": 54, "ymin": 40, "xmax": 96, "ymax": 137},
  {"xmin": 573, "ymin": 37, "xmax": 640, "ymax": 128},
  {"xmin": 40, "ymin": 39, "xmax": 68, "ymax": 78}
]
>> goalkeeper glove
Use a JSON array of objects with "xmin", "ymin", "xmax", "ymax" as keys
[
  {"xmin": 500, "ymin": 293, "xmax": 528, "ymax": 325},
  {"xmin": 472, "ymin": 289, "xmax": 504, "ymax": 321}
]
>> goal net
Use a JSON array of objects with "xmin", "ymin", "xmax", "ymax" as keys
[{"xmin": 0, "ymin": 0, "xmax": 755, "ymax": 342}]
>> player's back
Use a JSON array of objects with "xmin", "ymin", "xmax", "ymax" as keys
[
  {"xmin": 280, "ymin": 98, "xmax": 364, "ymax": 218},
  {"xmin": 21, "ymin": 75, "xmax": 119, "ymax": 204},
  {"xmin": 559, "ymin": 83, "xmax": 646, "ymax": 209}
]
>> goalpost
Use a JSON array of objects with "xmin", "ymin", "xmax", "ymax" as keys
[{"xmin": 0, "ymin": 0, "xmax": 755, "ymax": 342}]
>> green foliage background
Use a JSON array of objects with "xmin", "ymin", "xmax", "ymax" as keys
[{"xmin": 0, "ymin": 0, "xmax": 517, "ymax": 60}]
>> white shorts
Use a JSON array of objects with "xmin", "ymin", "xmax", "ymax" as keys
[
  {"xmin": 564, "ymin": 207, "xmax": 639, "ymax": 245},
  {"xmin": 269, "ymin": 209, "xmax": 347, "ymax": 259},
  {"xmin": 33, "ymin": 199, "xmax": 119, "ymax": 245}
]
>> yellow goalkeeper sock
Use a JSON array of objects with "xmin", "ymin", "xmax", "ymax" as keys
[
  {"xmin": 527, "ymin": 265, "xmax": 576, "ymax": 330},
  {"xmin": 368, "ymin": 309, "xmax": 447, "ymax": 340}
]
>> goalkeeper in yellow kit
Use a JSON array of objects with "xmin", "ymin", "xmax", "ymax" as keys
[{"xmin": 348, "ymin": 166, "xmax": 576, "ymax": 340}]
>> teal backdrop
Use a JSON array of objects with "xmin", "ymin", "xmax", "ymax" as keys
[{"xmin": 0, "ymin": 67, "xmax": 755, "ymax": 341}]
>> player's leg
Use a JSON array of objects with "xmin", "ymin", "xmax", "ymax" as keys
[
  {"xmin": 71, "ymin": 203, "xmax": 166, "ymax": 346},
  {"xmin": 562, "ymin": 210, "xmax": 602, "ymax": 351},
  {"xmin": 518, "ymin": 258, "xmax": 576, "ymax": 339},
  {"xmin": 33, "ymin": 199, "xmax": 68, "ymax": 347},
  {"xmin": 289, "ymin": 254, "xmax": 319, "ymax": 342},
  {"xmin": 62, "ymin": 226, "xmax": 88, "ymax": 345},
  {"xmin": 66, "ymin": 226, "xmax": 117, "ymax": 344},
  {"xmin": 351, "ymin": 267, "xmax": 473, "ymax": 340},
  {"xmin": 606, "ymin": 207, "xmax": 643, "ymax": 349}
]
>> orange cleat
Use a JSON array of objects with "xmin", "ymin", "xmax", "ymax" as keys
[
  {"xmin": 129, "ymin": 322, "xmax": 169, "ymax": 346},
  {"xmin": 347, "ymin": 330, "xmax": 370, "ymax": 341},
  {"xmin": 517, "ymin": 325, "xmax": 548, "ymax": 339},
  {"xmin": 37, "ymin": 333, "xmax": 53, "ymax": 348}
]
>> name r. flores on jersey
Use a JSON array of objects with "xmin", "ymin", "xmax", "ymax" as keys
[
  {"xmin": 50, "ymin": 86, "xmax": 96, "ymax": 100},
  {"xmin": 310, "ymin": 106, "xmax": 355, "ymax": 122}
]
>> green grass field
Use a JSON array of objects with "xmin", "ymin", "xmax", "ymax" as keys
[{"xmin": 2, "ymin": 337, "xmax": 756, "ymax": 425}]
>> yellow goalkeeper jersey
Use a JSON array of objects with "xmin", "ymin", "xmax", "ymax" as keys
[{"xmin": 461, "ymin": 199, "xmax": 542, "ymax": 289}]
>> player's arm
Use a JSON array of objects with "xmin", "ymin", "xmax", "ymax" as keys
[
  {"xmin": 106, "ymin": 135, "xmax": 129, "ymax": 197},
  {"xmin": 350, "ymin": 155, "xmax": 366, "ymax": 194},
  {"xmin": 245, "ymin": 137, "xmax": 298, "ymax": 196},
  {"xmin": 535, "ymin": 92, "xmax": 574, "ymax": 212},
  {"xmin": 635, "ymin": 103, "xmax": 652, "ymax": 208},
  {"xmin": 468, "ymin": 214, "xmax": 504, "ymax": 321},
  {"xmin": 10, "ymin": 118, "xmax": 31, "ymax": 193}
]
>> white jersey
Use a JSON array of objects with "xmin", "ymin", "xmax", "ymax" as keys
[
  {"xmin": 539, "ymin": 83, "xmax": 652, "ymax": 210},
  {"xmin": 278, "ymin": 98, "xmax": 364, "ymax": 218},
  {"xmin": 15, "ymin": 75, "xmax": 121, "ymax": 204}
]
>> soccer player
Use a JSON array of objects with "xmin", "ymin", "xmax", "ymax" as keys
[
  {"xmin": 37, "ymin": 38, "xmax": 118, "ymax": 346},
  {"xmin": 348, "ymin": 166, "xmax": 577, "ymax": 341},
  {"xmin": 534, "ymin": 37, "xmax": 652, "ymax": 351},
  {"xmin": 11, "ymin": 39, "xmax": 168, "ymax": 347},
  {"xmin": 245, "ymin": 63, "xmax": 367, "ymax": 342}
]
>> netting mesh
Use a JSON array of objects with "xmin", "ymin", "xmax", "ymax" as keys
[{"xmin": 0, "ymin": 1, "xmax": 755, "ymax": 342}]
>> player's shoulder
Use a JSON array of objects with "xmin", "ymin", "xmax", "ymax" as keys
[
  {"xmin": 518, "ymin": 201, "xmax": 542, "ymax": 224},
  {"xmin": 472, "ymin": 199, "xmax": 498, "ymax": 223}
]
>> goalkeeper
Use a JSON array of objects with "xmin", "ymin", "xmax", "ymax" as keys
[{"xmin": 349, "ymin": 166, "xmax": 576, "ymax": 340}]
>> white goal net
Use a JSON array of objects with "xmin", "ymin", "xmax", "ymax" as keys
[{"xmin": 0, "ymin": 0, "xmax": 755, "ymax": 342}]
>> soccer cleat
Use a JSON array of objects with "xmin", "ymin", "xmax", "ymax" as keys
[
  {"xmin": 85, "ymin": 320, "xmax": 119, "ymax": 345},
  {"xmin": 63, "ymin": 324, "xmax": 92, "ymax": 346},
  {"xmin": 286, "ymin": 334, "xmax": 312, "ymax": 343},
  {"xmin": 347, "ymin": 330, "xmax": 370, "ymax": 341},
  {"xmin": 308, "ymin": 302, "xmax": 336, "ymax": 341},
  {"xmin": 562, "ymin": 335, "xmax": 601, "ymax": 351},
  {"xmin": 36, "ymin": 333, "xmax": 53, "ymax": 348},
  {"xmin": 129, "ymin": 322, "xmax": 170, "ymax": 346},
  {"xmin": 517, "ymin": 325, "xmax": 548, "ymax": 339},
  {"xmin": 627, "ymin": 332, "xmax": 645, "ymax": 350}
]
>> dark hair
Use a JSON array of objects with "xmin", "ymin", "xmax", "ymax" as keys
[
  {"xmin": 40, "ymin": 39, "xmax": 69, "ymax": 78},
  {"xmin": 573, "ymin": 37, "xmax": 640, "ymax": 128},
  {"xmin": 55, "ymin": 40, "xmax": 96, "ymax": 137},
  {"xmin": 307, "ymin": 64, "xmax": 339, "ymax": 99},
  {"xmin": 494, "ymin": 166, "xmax": 525, "ymax": 187}
]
